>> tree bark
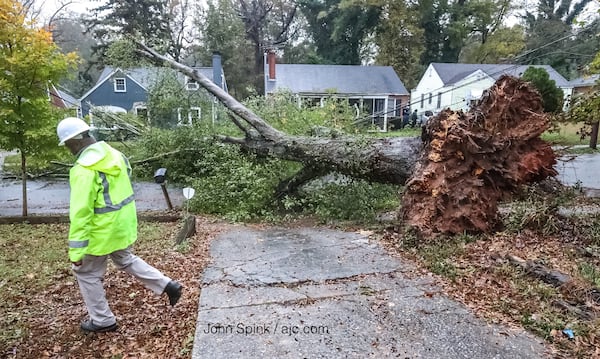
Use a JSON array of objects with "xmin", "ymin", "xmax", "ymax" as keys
[
  {"xmin": 589, "ymin": 121, "xmax": 598, "ymax": 149},
  {"xmin": 20, "ymin": 151, "xmax": 27, "ymax": 217},
  {"xmin": 135, "ymin": 42, "xmax": 558, "ymax": 236}
]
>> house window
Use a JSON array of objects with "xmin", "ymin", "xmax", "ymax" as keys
[
  {"xmin": 428, "ymin": 93, "xmax": 432, "ymax": 104},
  {"xmin": 394, "ymin": 99, "xmax": 402, "ymax": 117},
  {"xmin": 134, "ymin": 106, "xmax": 148, "ymax": 121},
  {"xmin": 302, "ymin": 97, "xmax": 322, "ymax": 108},
  {"xmin": 188, "ymin": 107, "xmax": 201, "ymax": 123},
  {"xmin": 186, "ymin": 77, "xmax": 199, "ymax": 91},
  {"xmin": 349, "ymin": 98, "xmax": 361, "ymax": 118},
  {"xmin": 374, "ymin": 99, "xmax": 385, "ymax": 115},
  {"xmin": 437, "ymin": 92, "xmax": 441, "ymax": 108},
  {"xmin": 177, "ymin": 107, "xmax": 201, "ymax": 126},
  {"xmin": 363, "ymin": 99, "xmax": 373, "ymax": 116},
  {"xmin": 420, "ymin": 94, "xmax": 424, "ymax": 108},
  {"xmin": 114, "ymin": 78, "xmax": 126, "ymax": 92}
]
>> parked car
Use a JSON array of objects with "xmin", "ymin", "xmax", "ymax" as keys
[{"xmin": 421, "ymin": 110, "xmax": 434, "ymax": 125}]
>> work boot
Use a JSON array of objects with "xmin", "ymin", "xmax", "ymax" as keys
[
  {"xmin": 80, "ymin": 319, "xmax": 118, "ymax": 333},
  {"xmin": 164, "ymin": 280, "xmax": 183, "ymax": 306}
]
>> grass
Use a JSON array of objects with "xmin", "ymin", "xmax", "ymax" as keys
[
  {"xmin": 542, "ymin": 122, "xmax": 595, "ymax": 148},
  {"xmin": 369, "ymin": 127, "xmax": 422, "ymax": 138},
  {"xmin": 0, "ymin": 223, "xmax": 69, "ymax": 347},
  {"xmin": 0, "ymin": 224, "xmax": 67, "ymax": 291}
]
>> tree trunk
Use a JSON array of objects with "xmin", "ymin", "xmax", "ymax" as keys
[
  {"xmin": 20, "ymin": 151, "xmax": 27, "ymax": 217},
  {"xmin": 136, "ymin": 42, "xmax": 557, "ymax": 236},
  {"xmin": 589, "ymin": 121, "xmax": 599, "ymax": 149}
]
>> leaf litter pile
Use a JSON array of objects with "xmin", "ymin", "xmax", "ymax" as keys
[
  {"xmin": 382, "ymin": 188, "xmax": 600, "ymax": 359},
  {"xmin": 1, "ymin": 216, "xmax": 229, "ymax": 358}
]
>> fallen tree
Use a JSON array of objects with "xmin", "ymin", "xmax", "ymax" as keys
[{"xmin": 136, "ymin": 42, "xmax": 557, "ymax": 236}]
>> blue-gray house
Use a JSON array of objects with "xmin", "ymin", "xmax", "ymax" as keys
[{"xmin": 78, "ymin": 53, "xmax": 227, "ymax": 125}]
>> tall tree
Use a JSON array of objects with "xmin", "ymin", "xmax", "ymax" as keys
[
  {"xmin": 0, "ymin": 0, "xmax": 78, "ymax": 216},
  {"xmin": 522, "ymin": 0, "xmax": 595, "ymax": 78},
  {"xmin": 418, "ymin": 0, "xmax": 448, "ymax": 64},
  {"xmin": 419, "ymin": 0, "xmax": 514, "ymax": 65},
  {"xmin": 374, "ymin": 0, "xmax": 424, "ymax": 90},
  {"xmin": 521, "ymin": 67, "xmax": 564, "ymax": 113},
  {"xmin": 138, "ymin": 42, "xmax": 557, "ymax": 236},
  {"xmin": 236, "ymin": 0, "xmax": 298, "ymax": 92},
  {"xmin": 51, "ymin": 15, "xmax": 100, "ymax": 97},
  {"xmin": 192, "ymin": 0, "xmax": 255, "ymax": 99},
  {"xmin": 298, "ymin": 0, "xmax": 382, "ymax": 65},
  {"xmin": 459, "ymin": 25, "xmax": 526, "ymax": 63},
  {"xmin": 86, "ymin": 0, "xmax": 190, "ymax": 64}
]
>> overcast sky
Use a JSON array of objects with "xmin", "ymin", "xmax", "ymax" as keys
[
  {"xmin": 31, "ymin": 0, "xmax": 100, "ymax": 25},
  {"xmin": 37, "ymin": 0, "xmax": 599, "ymax": 29}
]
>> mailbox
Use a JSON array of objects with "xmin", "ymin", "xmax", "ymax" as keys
[{"xmin": 154, "ymin": 168, "xmax": 167, "ymax": 184}]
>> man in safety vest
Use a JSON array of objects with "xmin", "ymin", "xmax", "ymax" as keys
[{"xmin": 56, "ymin": 117, "xmax": 183, "ymax": 333}]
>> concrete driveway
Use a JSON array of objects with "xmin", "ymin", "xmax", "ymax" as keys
[{"xmin": 192, "ymin": 227, "xmax": 549, "ymax": 358}]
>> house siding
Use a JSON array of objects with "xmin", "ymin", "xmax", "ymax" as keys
[
  {"xmin": 80, "ymin": 75, "xmax": 147, "ymax": 117},
  {"xmin": 410, "ymin": 64, "xmax": 444, "ymax": 113},
  {"xmin": 413, "ymin": 63, "xmax": 573, "ymax": 113},
  {"xmin": 452, "ymin": 72, "xmax": 495, "ymax": 111},
  {"xmin": 264, "ymin": 60, "xmax": 409, "ymax": 131}
]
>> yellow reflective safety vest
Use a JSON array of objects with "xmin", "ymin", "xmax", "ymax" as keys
[{"xmin": 67, "ymin": 141, "xmax": 137, "ymax": 262}]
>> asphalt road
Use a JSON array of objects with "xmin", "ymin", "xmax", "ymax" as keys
[
  {"xmin": 0, "ymin": 152, "xmax": 598, "ymax": 216},
  {"xmin": 0, "ymin": 179, "xmax": 184, "ymax": 216},
  {"xmin": 555, "ymin": 153, "xmax": 600, "ymax": 195}
]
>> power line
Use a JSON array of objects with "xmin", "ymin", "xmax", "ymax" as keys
[{"xmin": 352, "ymin": 24, "xmax": 596, "ymax": 126}]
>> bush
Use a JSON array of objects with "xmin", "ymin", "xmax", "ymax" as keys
[
  {"xmin": 187, "ymin": 147, "xmax": 299, "ymax": 221},
  {"xmin": 283, "ymin": 175, "xmax": 399, "ymax": 222}
]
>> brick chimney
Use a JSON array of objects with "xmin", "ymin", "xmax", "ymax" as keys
[
  {"xmin": 212, "ymin": 52, "xmax": 222, "ymax": 89},
  {"xmin": 267, "ymin": 50, "xmax": 276, "ymax": 80}
]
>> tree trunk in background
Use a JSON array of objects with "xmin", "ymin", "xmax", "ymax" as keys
[
  {"xmin": 20, "ymin": 152, "xmax": 27, "ymax": 217},
  {"xmin": 137, "ymin": 42, "xmax": 557, "ymax": 236},
  {"xmin": 589, "ymin": 121, "xmax": 598, "ymax": 149}
]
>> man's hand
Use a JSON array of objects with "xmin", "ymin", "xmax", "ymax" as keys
[{"xmin": 72, "ymin": 260, "xmax": 82, "ymax": 266}]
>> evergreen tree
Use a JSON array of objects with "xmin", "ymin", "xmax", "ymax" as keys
[{"xmin": 522, "ymin": 67, "xmax": 564, "ymax": 113}]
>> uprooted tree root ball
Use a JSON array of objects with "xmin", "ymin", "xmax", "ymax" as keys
[{"xmin": 402, "ymin": 75, "xmax": 558, "ymax": 236}]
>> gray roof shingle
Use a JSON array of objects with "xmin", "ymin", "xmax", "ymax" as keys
[
  {"xmin": 267, "ymin": 64, "xmax": 408, "ymax": 95},
  {"xmin": 570, "ymin": 74, "xmax": 600, "ymax": 87},
  {"xmin": 431, "ymin": 63, "xmax": 571, "ymax": 88},
  {"xmin": 96, "ymin": 66, "xmax": 216, "ymax": 90}
]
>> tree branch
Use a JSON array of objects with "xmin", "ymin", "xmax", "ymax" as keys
[{"xmin": 134, "ymin": 40, "xmax": 285, "ymax": 142}]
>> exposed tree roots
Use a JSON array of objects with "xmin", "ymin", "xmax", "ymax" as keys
[{"xmin": 401, "ymin": 76, "xmax": 558, "ymax": 236}]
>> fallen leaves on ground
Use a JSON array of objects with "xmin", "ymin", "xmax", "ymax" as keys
[
  {"xmin": 380, "ymin": 219, "xmax": 600, "ymax": 359},
  {"xmin": 2, "ymin": 207, "xmax": 600, "ymax": 358},
  {"xmin": 1, "ymin": 216, "xmax": 231, "ymax": 359}
]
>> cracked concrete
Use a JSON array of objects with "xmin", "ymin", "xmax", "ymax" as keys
[{"xmin": 192, "ymin": 226, "xmax": 548, "ymax": 358}]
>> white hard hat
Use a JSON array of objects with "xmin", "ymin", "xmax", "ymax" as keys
[{"xmin": 57, "ymin": 117, "xmax": 90, "ymax": 146}]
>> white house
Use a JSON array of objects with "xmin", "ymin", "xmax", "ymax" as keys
[{"xmin": 411, "ymin": 63, "xmax": 573, "ymax": 116}]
